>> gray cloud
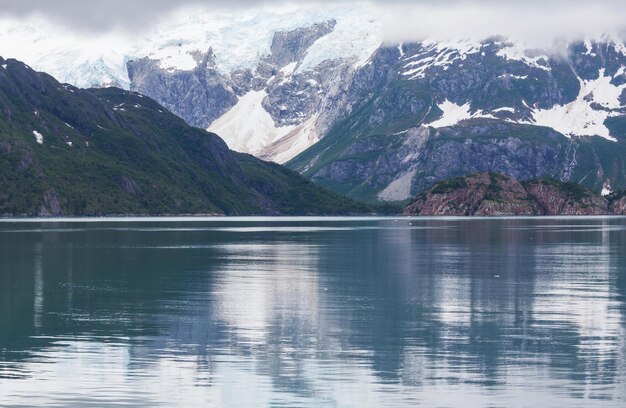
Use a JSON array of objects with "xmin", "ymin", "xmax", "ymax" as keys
[
  {"xmin": 0, "ymin": 0, "xmax": 211, "ymax": 31},
  {"xmin": 0, "ymin": 0, "xmax": 624, "ymax": 44},
  {"xmin": 376, "ymin": 0, "xmax": 626, "ymax": 46}
]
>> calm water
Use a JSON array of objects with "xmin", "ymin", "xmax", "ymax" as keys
[{"xmin": 1, "ymin": 217, "xmax": 626, "ymax": 407}]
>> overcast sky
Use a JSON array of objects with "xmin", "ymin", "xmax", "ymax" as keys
[{"xmin": 0, "ymin": 0, "xmax": 623, "ymax": 43}]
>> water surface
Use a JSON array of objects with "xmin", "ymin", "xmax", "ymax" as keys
[{"xmin": 1, "ymin": 217, "xmax": 625, "ymax": 407}]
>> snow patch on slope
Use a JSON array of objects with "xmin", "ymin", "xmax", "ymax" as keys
[
  {"xmin": 208, "ymin": 90, "xmax": 297, "ymax": 156},
  {"xmin": 426, "ymin": 100, "xmax": 496, "ymax": 128},
  {"xmin": 209, "ymin": 91, "xmax": 320, "ymax": 163},
  {"xmin": 401, "ymin": 39, "xmax": 483, "ymax": 79},
  {"xmin": 427, "ymin": 101, "xmax": 472, "ymax": 128},
  {"xmin": 532, "ymin": 69, "xmax": 626, "ymax": 141},
  {"xmin": 493, "ymin": 107, "xmax": 516, "ymax": 113},
  {"xmin": 497, "ymin": 42, "xmax": 550, "ymax": 71},
  {"xmin": 32, "ymin": 130, "xmax": 44, "ymax": 144}
]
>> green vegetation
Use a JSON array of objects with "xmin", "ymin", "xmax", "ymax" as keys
[
  {"xmin": 432, "ymin": 177, "xmax": 468, "ymax": 194},
  {"xmin": 524, "ymin": 178, "xmax": 594, "ymax": 200},
  {"xmin": 0, "ymin": 57, "xmax": 372, "ymax": 216}
]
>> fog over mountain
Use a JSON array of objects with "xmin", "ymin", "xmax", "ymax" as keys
[{"xmin": 0, "ymin": 0, "xmax": 624, "ymax": 45}]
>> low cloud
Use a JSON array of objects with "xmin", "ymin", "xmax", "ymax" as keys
[
  {"xmin": 376, "ymin": 1, "xmax": 626, "ymax": 46},
  {"xmin": 0, "ymin": 0, "xmax": 624, "ymax": 45}
]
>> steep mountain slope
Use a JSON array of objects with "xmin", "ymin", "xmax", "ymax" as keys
[
  {"xmin": 128, "ymin": 18, "xmax": 375, "ymax": 163},
  {"xmin": 403, "ymin": 173, "xmax": 626, "ymax": 216},
  {"xmin": 288, "ymin": 38, "xmax": 626, "ymax": 202},
  {"xmin": 0, "ymin": 57, "xmax": 370, "ymax": 216},
  {"xmin": 3, "ymin": 9, "xmax": 626, "ymax": 200},
  {"xmin": 0, "ymin": 7, "xmax": 380, "ymax": 163}
]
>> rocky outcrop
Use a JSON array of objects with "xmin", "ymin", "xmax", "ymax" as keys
[
  {"xmin": 261, "ymin": 20, "xmax": 336, "ymax": 69},
  {"xmin": 38, "ymin": 189, "xmax": 65, "ymax": 217},
  {"xmin": 525, "ymin": 180, "xmax": 609, "ymax": 215},
  {"xmin": 609, "ymin": 192, "xmax": 626, "ymax": 214},
  {"xmin": 403, "ymin": 173, "xmax": 619, "ymax": 216}
]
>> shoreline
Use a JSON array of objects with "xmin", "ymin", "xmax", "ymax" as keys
[{"xmin": 1, "ymin": 214, "xmax": 626, "ymax": 223}]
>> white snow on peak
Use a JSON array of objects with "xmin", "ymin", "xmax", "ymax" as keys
[
  {"xmin": 493, "ymin": 107, "xmax": 516, "ymax": 113},
  {"xmin": 0, "ymin": 19, "xmax": 132, "ymax": 88},
  {"xmin": 32, "ymin": 130, "xmax": 44, "ymax": 144},
  {"xmin": 426, "ymin": 100, "xmax": 496, "ymax": 128},
  {"xmin": 401, "ymin": 39, "xmax": 483, "ymax": 79},
  {"xmin": 532, "ymin": 69, "xmax": 626, "ymax": 141},
  {"xmin": 208, "ymin": 90, "xmax": 320, "ymax": 163},
  {"xmin": 0, "ymin": 5, "xmax": 379, "ymax": 88},
  {"xmin": 496, "ymin": 42, "xmax": 550, "ymax": 71},
  {"xmin": 298, "ymin": 7, "xmax": 381, "ymax": 72},
  {"xmin": 397, "ymin": 43, "xmax": 405, "ymax": 58},
  {"xmin": 584, "ymin": 39, "xmax": 595, "ymax": 56}
]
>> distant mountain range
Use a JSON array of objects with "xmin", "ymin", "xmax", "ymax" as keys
[
  {"xmin": 1, "ymin": 8, "xmax": 626, "ymax": 204},
  {"xmin": 0, "ymin": 56, "xmax": 371, "ymax": 216}
]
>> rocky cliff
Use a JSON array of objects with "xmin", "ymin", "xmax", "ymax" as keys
[{"xmin": 403, "ymin": 173, "xmax": 626, "ymax": 216}]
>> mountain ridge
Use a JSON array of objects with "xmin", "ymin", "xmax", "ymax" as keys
[
  {"xmin": 2, "ymin": 12, "xmax": 626, "ymax": 201},
  {"xmin": 0, "ymin": 56, "xmax": 372, "ymax": 216}
]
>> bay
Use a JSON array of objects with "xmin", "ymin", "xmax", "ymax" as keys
[{"xmin": 1, "ymin": 217, "xmax": 625, "ymax": 407}]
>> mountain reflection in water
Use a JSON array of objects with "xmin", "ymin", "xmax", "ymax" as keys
[{"xmin": 1, "ymin": 217, "xmax": 625, "ymax": 407}]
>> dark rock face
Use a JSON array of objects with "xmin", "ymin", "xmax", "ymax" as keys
[
  {"xmin": 403, "ymin": 173, "xmax": 615, "ymax": 216},
  {"xmin": 263, "ymin": 20, "xmax": 336, "ymax": 68},
  {"xmin": 0, "ymin": 141, "xmax": 10, "ymax": 154},
  {"xmin": 38, "ymin": 189, "xmax": 64, "ymax": 217},
  {"xmin": 120, "ymin": 175, "xmax": 143, "ymax": 197},
  {"xmin": 291, "ymin": 121, "xmax": 598, "ymax": 202},
  {"xmin": 128, "ymin": 50, "xmax": 238, "ymax": 129}
]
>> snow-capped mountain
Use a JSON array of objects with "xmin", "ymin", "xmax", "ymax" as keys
[
  {"xmin": 1, "ymin": 6, "xmax": 626, "ymax": 201},
  {"xmin": 288, "ymin": 36, "xmax": 626, "ymax": 201},
  {"xmin": 393, "ymin": 38, "xmax": 626, "ymax": 141},
  {"xmin": 0, "ymin": 5, "xmax": 381, "ymax": 162}
]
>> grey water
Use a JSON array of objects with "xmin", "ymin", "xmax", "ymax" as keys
[{"xmin": 1, "ymin": 217, "xmax": 625, "ymax": 407}]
